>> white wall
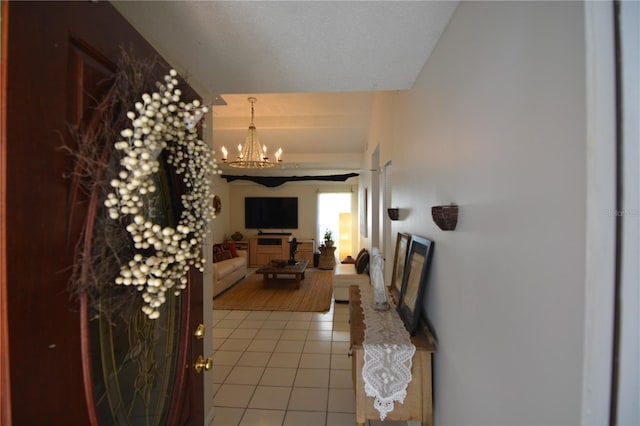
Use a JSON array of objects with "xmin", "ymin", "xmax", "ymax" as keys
[
  {"xmin": 210, "ymin": 174, "xmax": 232, "ymax": 243},
  {"xmin": 364, "ymin": 91, "xmax": 398, "ymax": 282},
  {"xmin": 367, "ymin": 2, "xmax": 589, "ymax": 424},
  {"xmin": 225, "ymin": 181, "xmax": 358, "ymax": 246}
]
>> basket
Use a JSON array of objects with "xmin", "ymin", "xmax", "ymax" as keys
[{"xmin": 431, "ymin": 205, "xmax": 458, "ymax": 231}]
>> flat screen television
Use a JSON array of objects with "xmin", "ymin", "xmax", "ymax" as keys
[{"xmin": 245, "ymin": 197, "xmax": 298, "ymax": 229}]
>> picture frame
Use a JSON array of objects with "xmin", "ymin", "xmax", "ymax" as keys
[
  {"xmin": 389, "ymin": 232, "xmax": 411, "ymax": 304},
  {"xmin": 397, "ymin": 235, "xmax": 435, "ymax": 335}
]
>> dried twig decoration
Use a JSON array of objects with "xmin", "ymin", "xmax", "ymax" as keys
[{"xmin": 66, "ymin": 49, "xmax": 218, "ymax": 321}]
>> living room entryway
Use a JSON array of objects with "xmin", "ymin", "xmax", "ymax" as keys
[{"xmin": 317, "ymin": 192, "xmax": 354, "ymax": 263}]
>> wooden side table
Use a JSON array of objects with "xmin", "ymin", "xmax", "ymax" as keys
[
  {"xmin": 349, "ymin": 285, "xmax": 437, "ymax": 426},
  {"xmin": 318, "ymin": 246, "xmax": 336, "ymax": 270}
]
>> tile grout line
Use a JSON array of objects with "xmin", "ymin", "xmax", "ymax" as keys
[{"xmin": 212, "ymin": 300, "xmax": 359, "ymax": 425}]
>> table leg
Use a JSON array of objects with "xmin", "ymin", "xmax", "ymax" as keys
[
  {"xmin": 355, "ymin": 349, "xmax": 366, "ymax": 426},
  {"xmin": 295, "ymin": 273, "xmax": 301, "ymax": 289},
  {"xmin": 422, "ymin": 352, "xmax": 433, "ymax": 426}
]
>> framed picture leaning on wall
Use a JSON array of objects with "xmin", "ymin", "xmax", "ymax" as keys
[
  {"xmin": 390, "ymin": 232, "xmax": 411, "ymax": 304},
  {"xmin": 397, "ymin": 235, "xmax": 435, "ymax": 335}
]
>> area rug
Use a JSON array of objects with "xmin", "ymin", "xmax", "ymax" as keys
[{"xmin": 213, "ymin": 268, "xmax": 333, "ymax": 312}]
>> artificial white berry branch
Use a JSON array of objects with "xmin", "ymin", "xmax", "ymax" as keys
[{"xmin": 105, "ymin": 69, "xmax": 218, "ymax": 319}]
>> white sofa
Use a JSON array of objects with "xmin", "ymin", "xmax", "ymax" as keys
[
  {"xmin": 333, "ymin": 262, "xmax": 369, "ymax": 302},
  {"xmin": 213, "ymin": 250, "xmax": 247, "ymax": 297}
]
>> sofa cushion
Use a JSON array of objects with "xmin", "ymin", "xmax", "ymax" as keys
[
  {"xmin": 214, "ymin": 258, "xmax": 238, "ymax": 277},
  {"xmin": 214, "ymin": 255, "xmax": 246, "ymax": 274},
  {"xmin": 335, "ymin": 263, "xmax": 358, "ymax": 276}
]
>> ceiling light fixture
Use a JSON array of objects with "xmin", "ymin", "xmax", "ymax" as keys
[{"xmin": 220, "ymin": 97, "xmax": 282, "ymax": 169}]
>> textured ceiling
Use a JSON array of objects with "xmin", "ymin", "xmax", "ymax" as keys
[{"xmin": 112, "ymin": 1, "xmax": 459, "ymax": 174}]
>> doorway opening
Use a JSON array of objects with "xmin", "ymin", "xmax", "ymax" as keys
[{"xmin": 317, "ymin": 192, "xmax": 353, "ymax": 262}]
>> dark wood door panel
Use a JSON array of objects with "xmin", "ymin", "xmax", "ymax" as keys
[{"xmin": 5, "ymin": 2, "xmax": 204, "ymax": 424}]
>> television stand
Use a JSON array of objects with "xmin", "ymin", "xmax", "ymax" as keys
[{"xmin": 249, "ymin": 236, "xmax": 314, "ymax": 267}]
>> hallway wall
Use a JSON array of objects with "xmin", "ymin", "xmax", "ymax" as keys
[{"xmin": 367, "ymin": 2, "xmax": 588, "ymax": 424}]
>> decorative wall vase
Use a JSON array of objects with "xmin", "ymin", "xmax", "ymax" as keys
[
  {"xmin": 431, "ymin": 204, "xmax": 458, "ymax": 231},
  {"xmin": 387, "ymin": 208, "xmax": 400, "ymax": 221},
  {"xmin": 213, "ymin": 195, "xmax": 222, "ymax": 215}
]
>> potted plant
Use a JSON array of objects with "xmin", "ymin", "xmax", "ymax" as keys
[{"xmin": 323, "ymin": 229, "xmax": 334, "ymax": 247}]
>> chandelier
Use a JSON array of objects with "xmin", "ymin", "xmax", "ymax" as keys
[{"xmin": 221, "ymin": 97, "xmax": 282, "ymax": 168}]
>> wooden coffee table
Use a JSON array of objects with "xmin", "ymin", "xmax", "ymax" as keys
[{"xmin": 256, "ymin": 259, "xmax": 310, "ymax": 289}]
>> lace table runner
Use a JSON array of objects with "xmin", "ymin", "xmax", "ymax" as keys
[{"xmin": 359, "ymin": 283, "xmax": 416, "ymax": 420}]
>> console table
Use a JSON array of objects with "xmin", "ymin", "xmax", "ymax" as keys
[{"xmin": 349, "ymin": 285, "xmax": 437, "ymax": 426}]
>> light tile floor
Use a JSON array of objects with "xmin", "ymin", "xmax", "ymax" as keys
[{"xmin": 210, "ymin": 300, "xmax": 407, "ymax": 426}]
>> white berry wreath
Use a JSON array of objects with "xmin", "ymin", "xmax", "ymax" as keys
[{"xmin": 104, "ymin": 69, "xmax": 217, "ymax": 319}]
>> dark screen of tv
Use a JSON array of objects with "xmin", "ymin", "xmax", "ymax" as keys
[{"xmin": 245, "ymin": 197, "xmax": 298, "ymax": 229}]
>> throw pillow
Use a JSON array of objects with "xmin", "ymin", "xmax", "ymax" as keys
[
  {"xmin": 355, "ymin": 248, "xmax": 368, "ymax": 266},
  {"xmin": 213, "ymin": 243, "xmax": 227, "ymax": 254},
  {"xmin": 213, "ymin": 251, "xmax": 233, "ymax": 263},
  {"xmin": 355, "ymin": 250, "xmax": 369, "ymax": 274},
  {"xmin": 227, "ymin": 241, "xmax": 239, "ymax": 258}
]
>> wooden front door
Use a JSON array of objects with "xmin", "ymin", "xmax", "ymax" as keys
[{"xmin": 1, "ymin": 2, "xmax": 204, "ymax": 424}]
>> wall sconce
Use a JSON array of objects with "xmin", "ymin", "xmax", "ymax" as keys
[
  {"xmin": 387, "ymin": 208, "xmax": 400, "ymax": 221},
  {"xmin": 432, "ymin": 204, "xmax": 458, "ymax": 230}
]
